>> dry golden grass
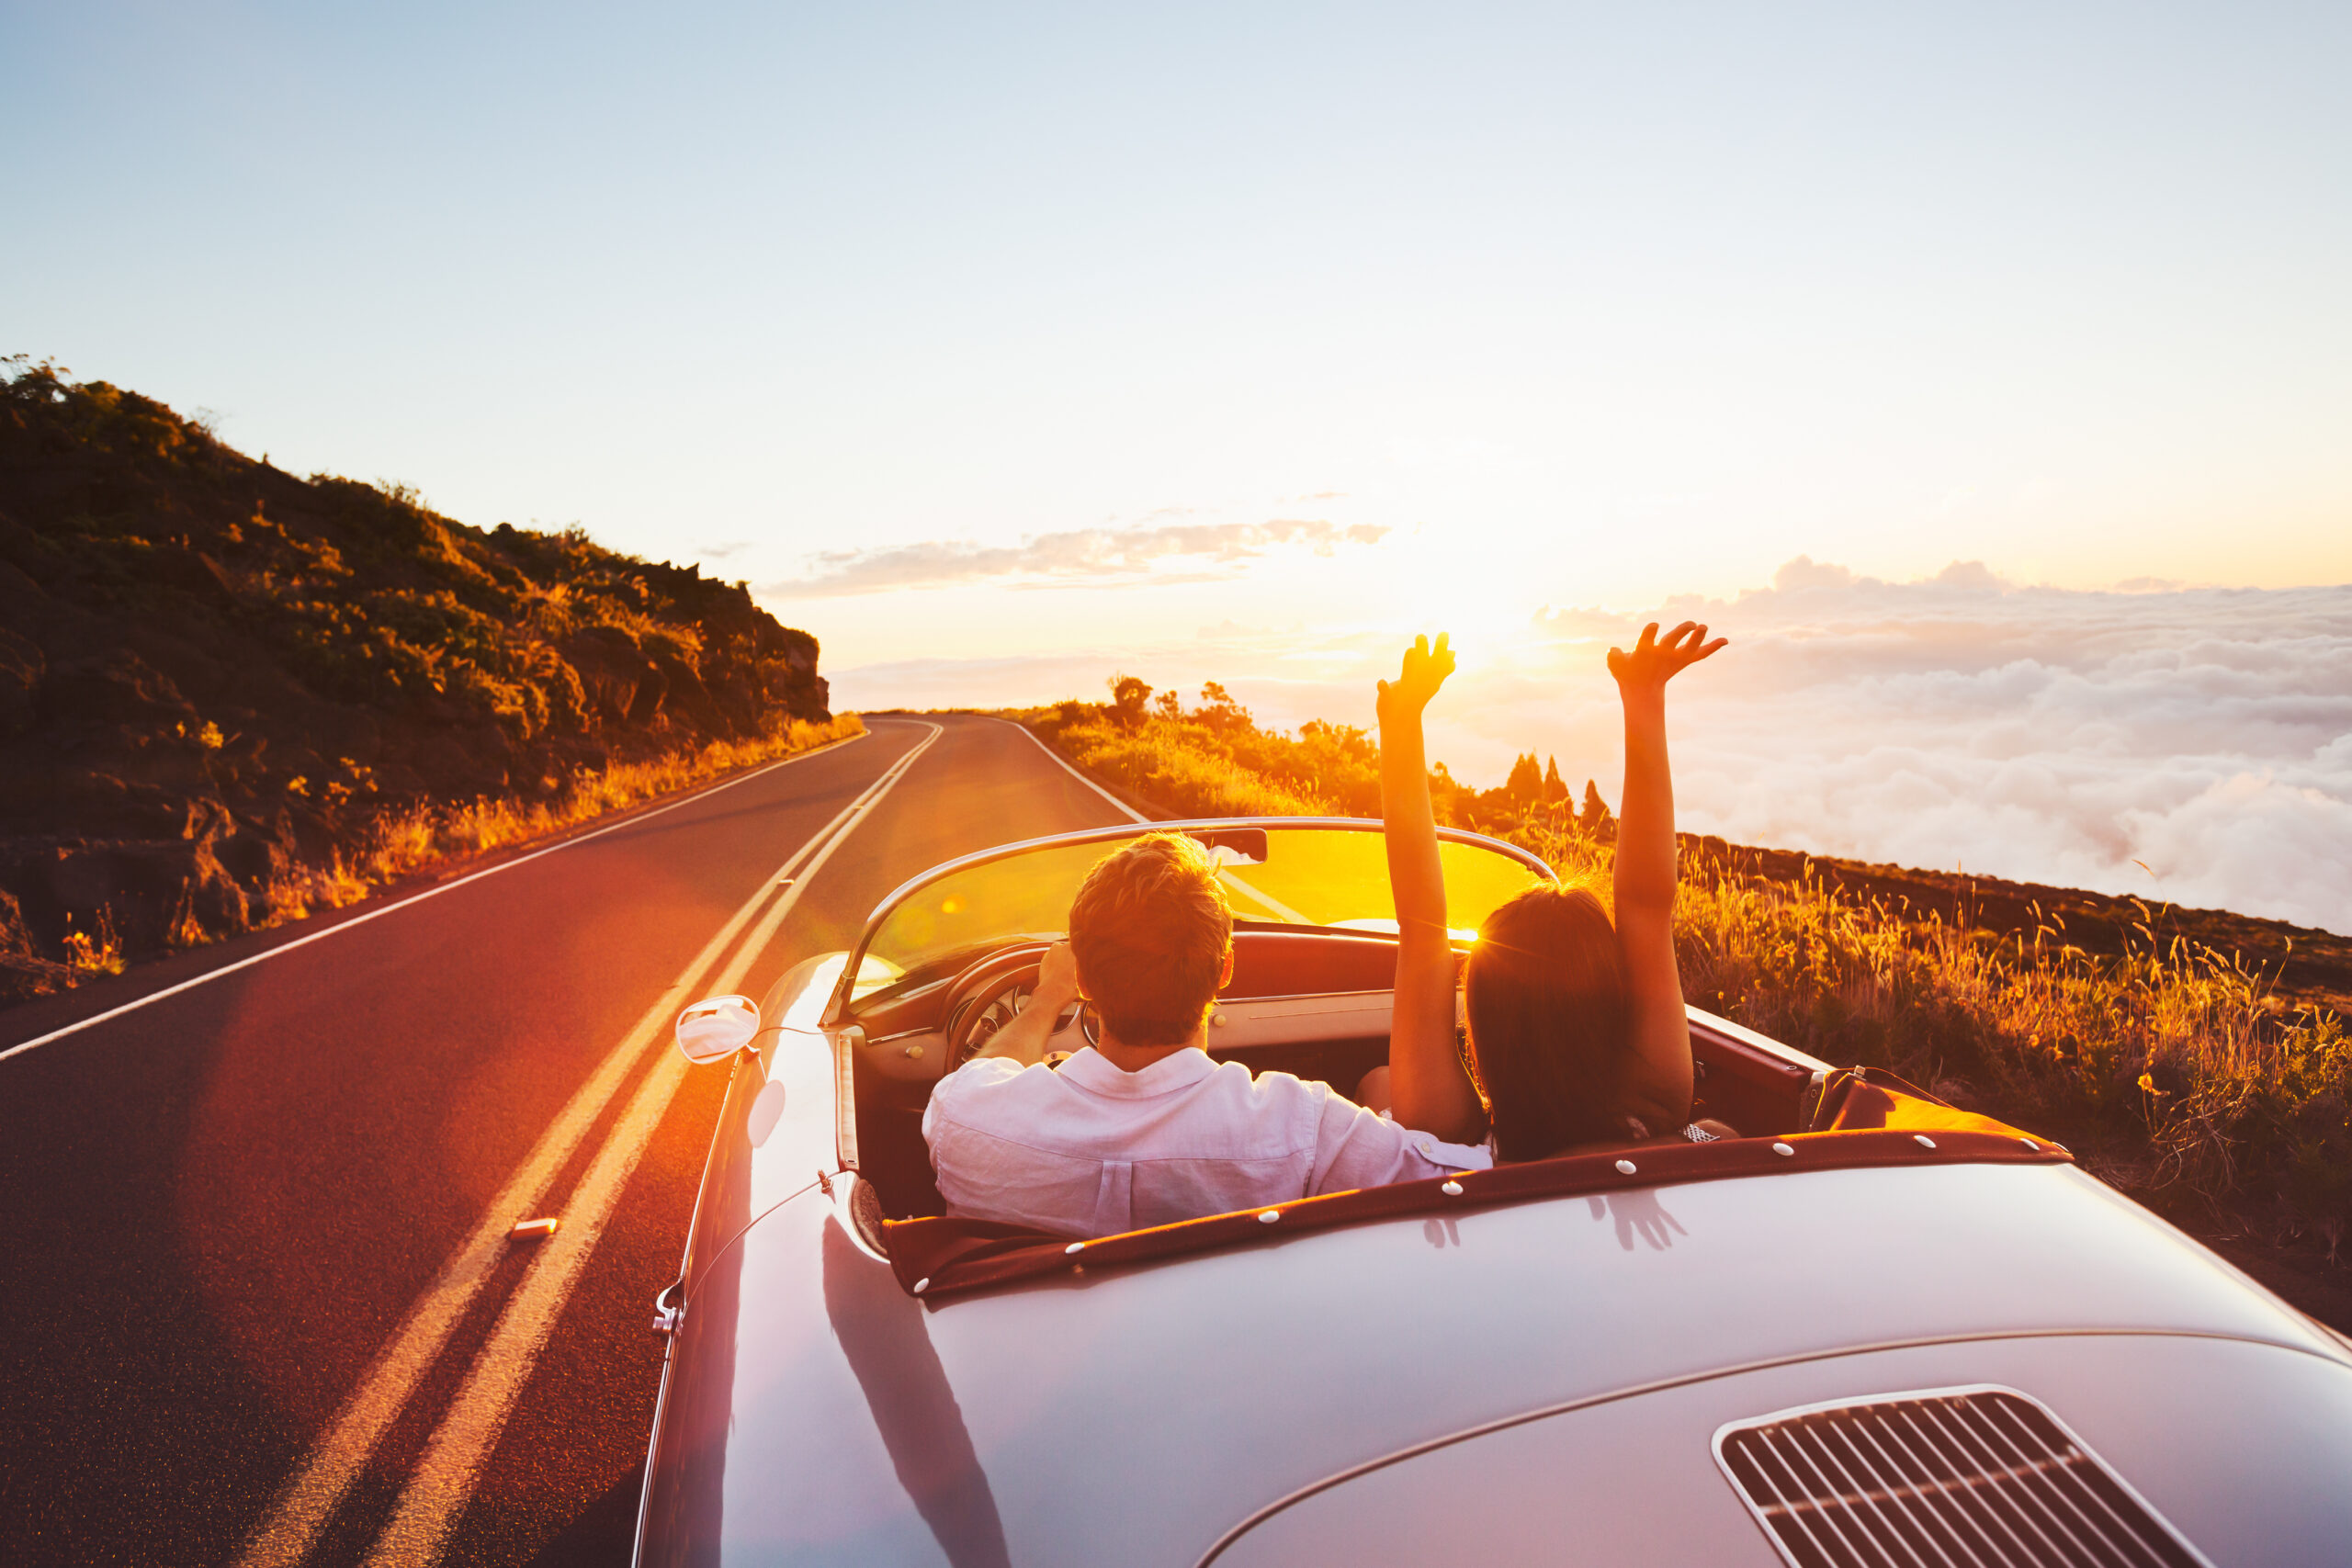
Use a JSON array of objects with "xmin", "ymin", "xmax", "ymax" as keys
[
  {"xmin": 1056, "ymin": 719, "xmax": 1329, "ymax": 818},
  {"xmin": 256, "ymin": 714, "xmax": 865, "ymax": 925},
  {"xmin": 1511, "ymin": 817, "xmax": 2351, "ymax": 1234},
  {"xmin": 61, "ymin": 908, "xmax": 128, "ymax": 976}
]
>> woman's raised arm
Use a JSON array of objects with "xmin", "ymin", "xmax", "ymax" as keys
[
  {"xmin": 1377, "ymin": 634, "xmax": 1487, "ymax": 1142},
  {"xmin": 1606, "ymin": 620, "xmax": 1726, "ymax": 1133}
]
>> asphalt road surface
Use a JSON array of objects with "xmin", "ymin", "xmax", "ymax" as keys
[{"xmin": 0, "ymin": 715, "xmax": 1141, "ymax": 1567}]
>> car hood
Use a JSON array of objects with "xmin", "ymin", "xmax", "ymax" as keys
[
  {"xmin": 669, "ymin": 1145, "xmax": 2347, "ymax": 1567},
  {"xmin": 1204, "ymin": 1330, "xmax": 2352, "ymax": 1566}
]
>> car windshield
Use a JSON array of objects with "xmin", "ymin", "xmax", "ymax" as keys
[{"xmin": 841, "ymin": 821, "xmax": 1554, "ymax": 1014}]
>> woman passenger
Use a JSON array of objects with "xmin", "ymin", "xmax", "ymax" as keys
[{"xmin": 1369, "ymin": 624, "xmax": 1732, "ymax": 1160}]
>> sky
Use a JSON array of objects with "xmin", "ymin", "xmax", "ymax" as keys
[{"xmin": 6, "ymin": 3, "xmax": 2349, "ymax": 926}]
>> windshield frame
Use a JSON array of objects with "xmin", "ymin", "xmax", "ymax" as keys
[{"xmin": 820, "ymin": 816, "xmax": 1557, "ymax": 1027}]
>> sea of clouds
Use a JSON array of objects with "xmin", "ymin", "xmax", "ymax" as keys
[{"xmin": 833, "ymin": 561, "xmax": 2352, "ymax": 934}]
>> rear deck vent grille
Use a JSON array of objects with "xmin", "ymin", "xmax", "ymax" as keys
[{"xmin": 1714, "ymin": 1385, "xmax": 2208, "ymax": 1568}]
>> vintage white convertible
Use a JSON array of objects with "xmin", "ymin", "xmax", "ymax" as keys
[{"xmin": 635, "ymin": 819, "xmax": 2352, "ymax": 1567}]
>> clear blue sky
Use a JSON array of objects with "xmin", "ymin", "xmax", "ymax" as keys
[{"xmin": 6, "ymin": 2, "xmax": 2347, "ymax": 672}]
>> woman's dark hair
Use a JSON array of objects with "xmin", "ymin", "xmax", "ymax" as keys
[{"xmin": 1464, "ymin": 884, "xmax": 1630, "ymax": 1162}]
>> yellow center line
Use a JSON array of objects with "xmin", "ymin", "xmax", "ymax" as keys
[
  {"xmin": 231, "ymin": 726, "xmax": 929, "ymax": 1568},
  {"xmin": 357, "ymin": 722, "xmax": 941, "ymax": 1567}
]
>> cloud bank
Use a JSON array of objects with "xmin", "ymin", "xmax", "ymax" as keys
[
  {"xmin": 766, "ymin": 518, "xmax": 1387, "ymax": 597},
  {"xmin": 833, "ymin": 563, "xmax": 2352, "ymax": 933},
  {"xmin": 1521, "ymin": 563, "xmax": 2352, "ymax": 935}
]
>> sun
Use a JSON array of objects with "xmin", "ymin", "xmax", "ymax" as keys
[{"xmin": 1363, "ymin": 531, "xmax": 1547, "ymax": 660}]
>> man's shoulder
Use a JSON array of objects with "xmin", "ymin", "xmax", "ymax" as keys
[
  {"xmin": 943, "ymin": 1055, "xmax": 1054, "ymax": 1098},
  {"xmin": 923, "ymin": 1055, "xmax": 1038, "ymax": 1133},
  {"xmin": 1200, "ymin": 1060, "xmax": 1345, "ymax": 1122},
  {"xmin": 945, "ymin": 1055, "xmax": 1030, "ymax": 1087}
]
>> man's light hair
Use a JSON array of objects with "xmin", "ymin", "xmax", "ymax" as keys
[{"xmin": 1069, "ymin": 832, "xmax": 1233, "ymax": 1047}]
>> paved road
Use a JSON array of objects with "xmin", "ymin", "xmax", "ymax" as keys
[{"xmin": 0, "ymin": 715, "xmax": 1140, "ymax": 1567}]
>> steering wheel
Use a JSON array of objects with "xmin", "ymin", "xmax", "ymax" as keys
[{"xmin": 940, "ymin": 942, "xmax": 1093, "ymax": 1064}]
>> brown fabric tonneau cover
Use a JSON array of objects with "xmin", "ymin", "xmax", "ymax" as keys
[{"xmin": 883, "ymin": 1068, "xmax": 2071, "ymax": 1303}]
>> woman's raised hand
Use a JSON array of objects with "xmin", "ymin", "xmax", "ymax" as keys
[
  {"xmin": 1376, "ymin": 629, "xmax": 1483, "ymax": 1142},
  {"xmin": 1377, "ymin": 632, "xmax": 1456, "ymax": 724},
  {"xmin": 1607, "ymin": 621, "xmax": 1727, "ymax": 693}
]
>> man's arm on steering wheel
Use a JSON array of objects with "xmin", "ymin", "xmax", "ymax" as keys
[{"xmin": 969, "ymin": 940, "xmax": 1083, "ymax": 1066}]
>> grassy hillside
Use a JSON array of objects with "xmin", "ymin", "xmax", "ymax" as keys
[
  {"xmin": 1007, "ymin": 680, "xmax": 2352, "ymax": 1290},
  {"xmin": 0, "ymin": 359, "xmax": 856, "ymax": 1002}
]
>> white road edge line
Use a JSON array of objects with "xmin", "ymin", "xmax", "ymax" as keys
[
  {"xmin": 357, "ymin": 722, "xmax": 943, "ymax": 1568},
  {"xmin": 995, "ymin": 716, "xmax": 1148, "ymax": 823},
  {"xmin": 1219, "ymin": 870, "xmax": 1312, "ymax": 925},
  {"xmin": 0, "ymin": 730, "xmax": 875, "ymax": 1066},
  {"xmin": 229, "ymin": 726, "xmax": 926, "ymax": 1568}
]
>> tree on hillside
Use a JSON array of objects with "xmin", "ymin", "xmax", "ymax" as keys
[
  {"xmin": 1298, "ymin": 717, "xmax": 1365, "ymax": 745},
  {"xmin": 1155, "ymin": 688, "xmax": 1182, "ymax": 720},
  {"xmin": 1544, "ymin": 755, "xmax": 1568, "ymax": 803},
  {"xmin": 1580, "ymin": 779, "xmax": 1616, "ymax": 840},
  {"xmin": 1506, "ymin": 751, "xmax": 1544, "ymax": 804},
  {"xmin": 1284, "ymin": 716, "xmax": 1378, "ymax": 815},
  {"xmin": 1197, "ymin": 680, "xmax": 1250, "ymax": 735},
  {"xmin": 1108, "ymin": 673, "xmax": 1153, "ymax": 728}
]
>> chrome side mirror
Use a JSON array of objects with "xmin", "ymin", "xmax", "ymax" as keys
[{"xmin": 676, "ymin": 995, "xmax": 759, "ymax": 1064}]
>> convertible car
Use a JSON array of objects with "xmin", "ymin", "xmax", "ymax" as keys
[{"xmin": 634, "ymin": 819, "xmax": 2352, "ymax": 1567}]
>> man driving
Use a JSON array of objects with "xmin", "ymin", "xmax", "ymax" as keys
[{"xmin": 922, "ymin": 830, "xmax": 1488, "ymax": 1236}]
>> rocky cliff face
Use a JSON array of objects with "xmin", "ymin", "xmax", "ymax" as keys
[{"xmin": 0, "ymin": 362, "xmax": 830, "ymax": 1001}]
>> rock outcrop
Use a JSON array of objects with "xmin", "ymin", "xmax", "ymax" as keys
[{"xmin": 0, "ymin": 361, "xmax": 831, "ymax": 1002}]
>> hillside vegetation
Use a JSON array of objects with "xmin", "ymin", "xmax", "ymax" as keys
[
  {"xmin": 1009, "ymin": 677, "xmax": 2352, "ymax": 1275},
  {"xmin": 0, "ymin": 359, "xmax": 855, "ymax": 1002}
]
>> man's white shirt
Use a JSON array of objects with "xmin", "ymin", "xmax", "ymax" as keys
[{"xmin": 922, "ymin": 1044, "xmax": 1493, "ymax": 1237}]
